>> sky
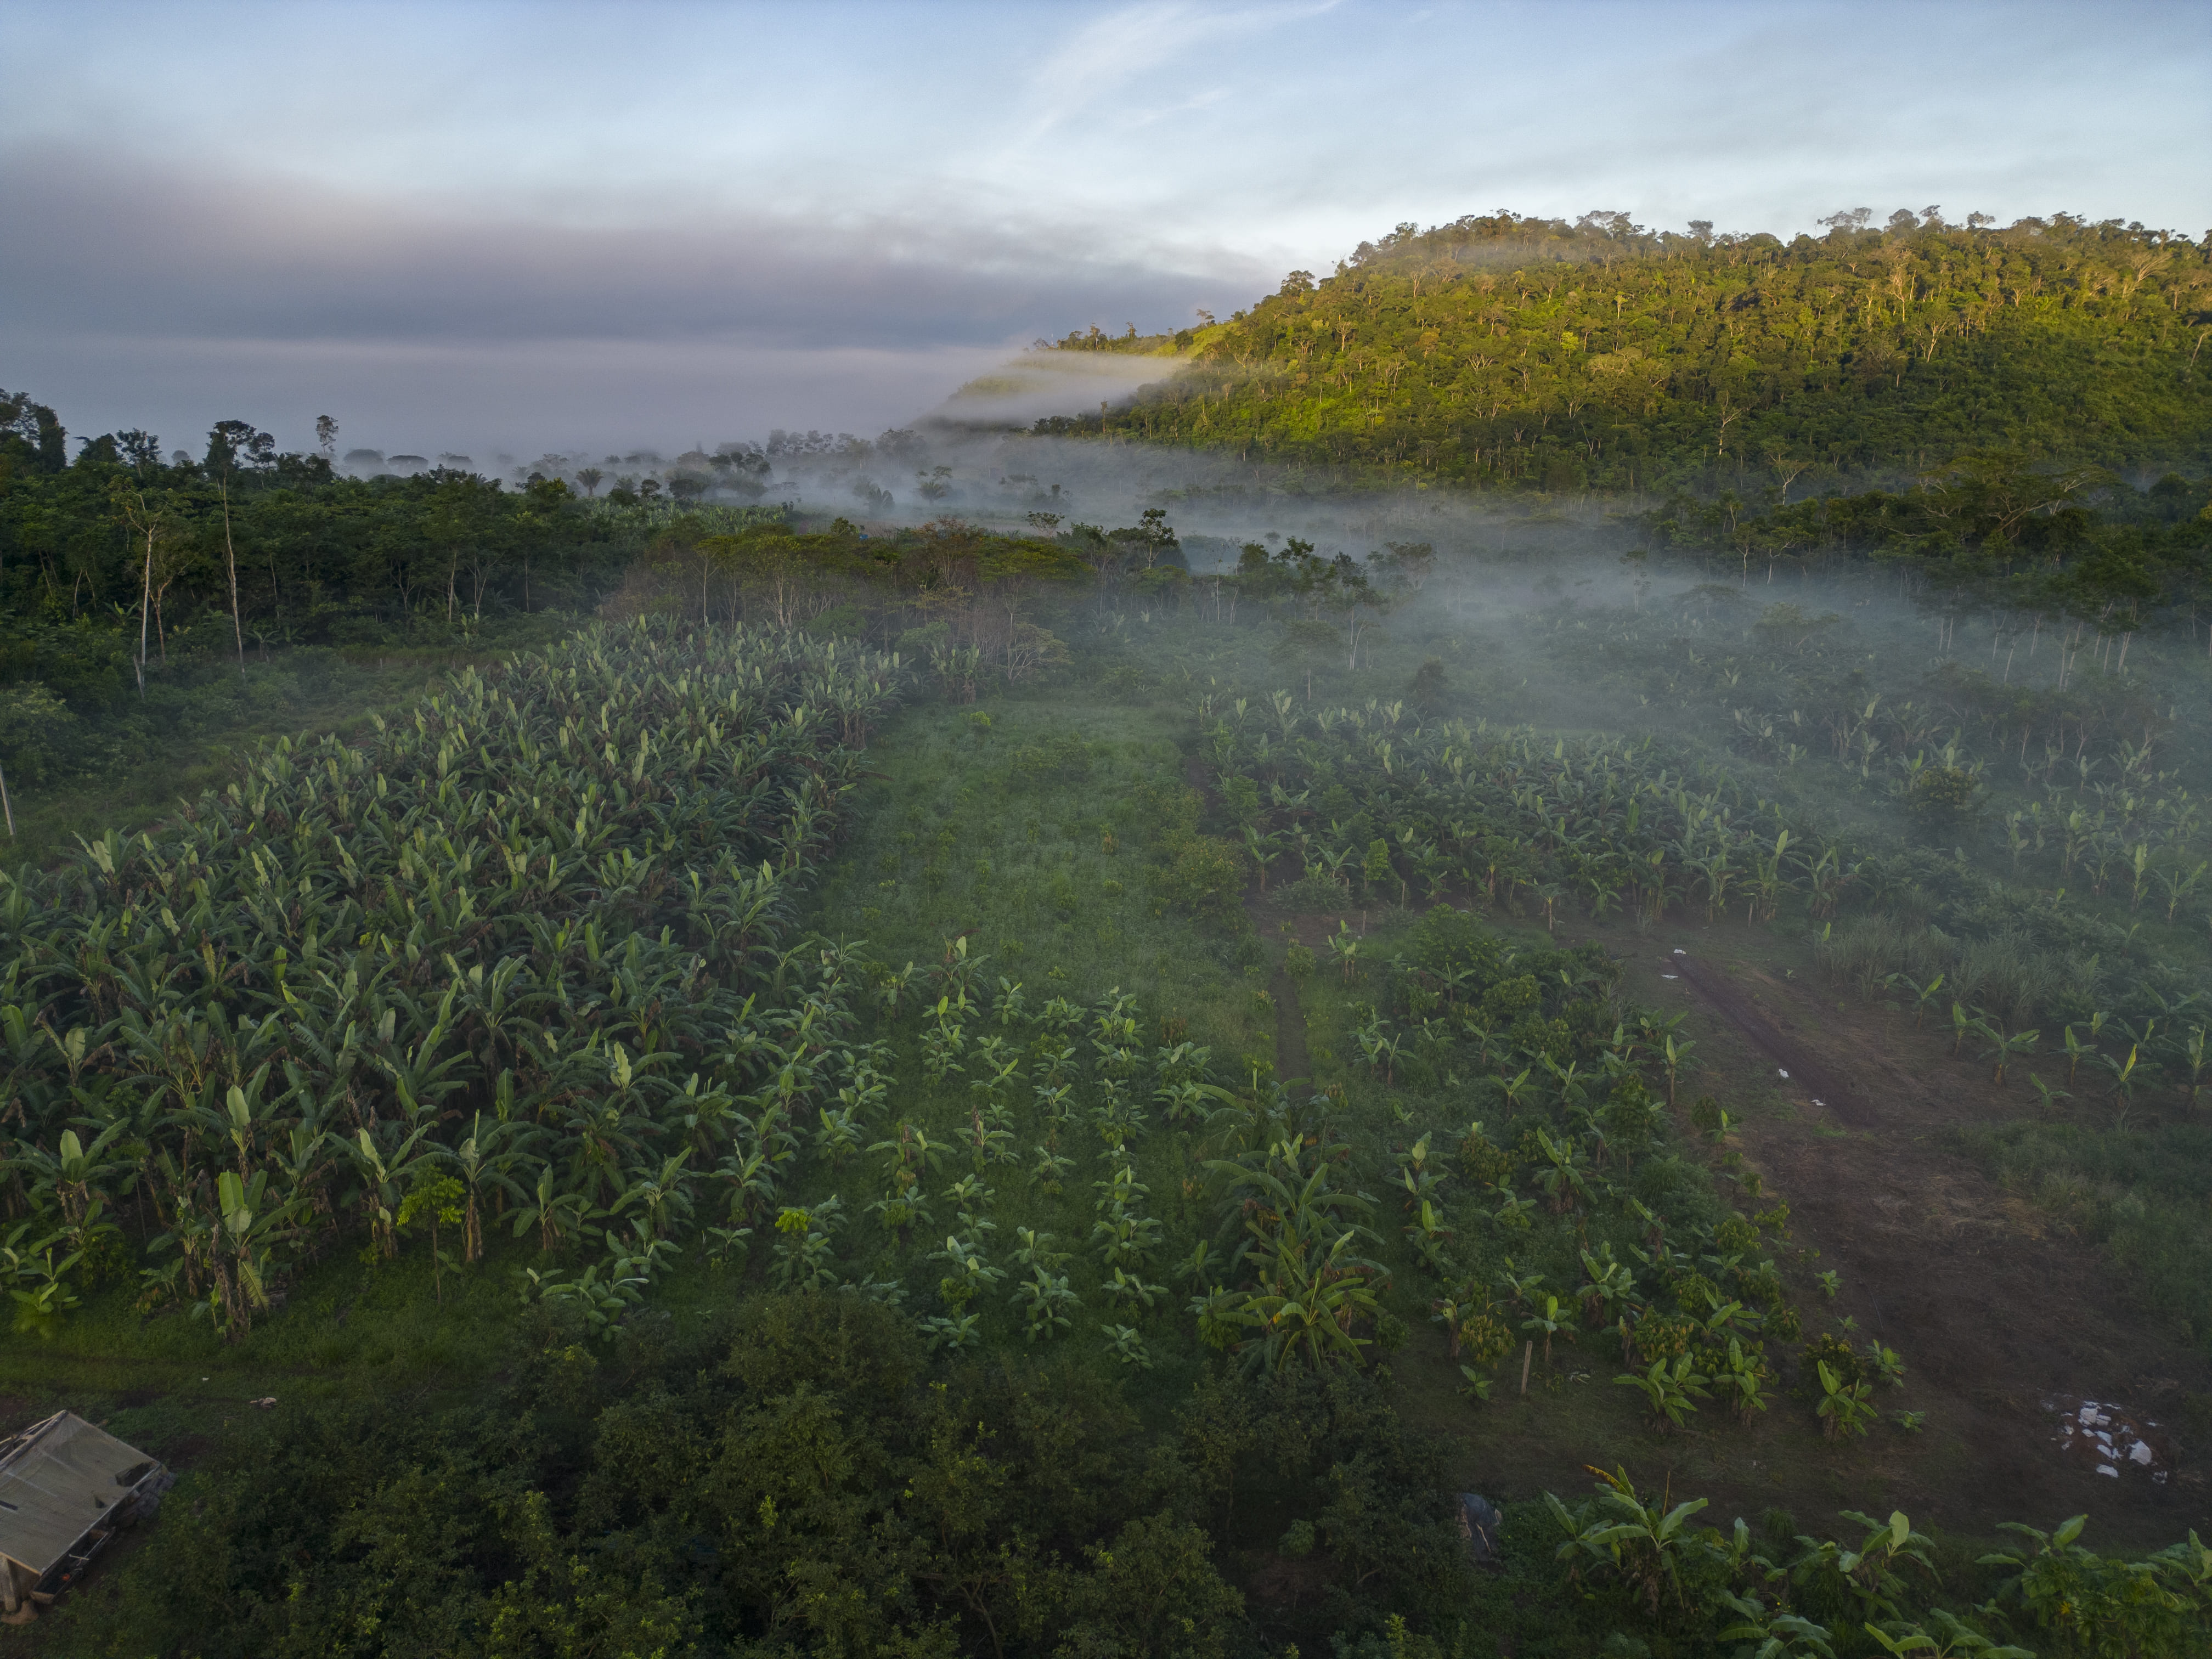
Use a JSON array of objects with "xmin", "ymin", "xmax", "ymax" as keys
[{"xmin": 3, "ymin": 0, "xmax": 2208, "ymax": 462}]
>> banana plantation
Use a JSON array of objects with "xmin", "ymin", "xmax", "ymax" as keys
[
  {"xmin": 1207, "ymin": 669, "xmax": 2212, "ymax": 1058},
  {"xmin": 1, "ymin": 619, "xmax": 901, "ymax": 1339},
  {"xmin": 3, "ymin": 571, "xmax": 2208, "ymax": 1658}
]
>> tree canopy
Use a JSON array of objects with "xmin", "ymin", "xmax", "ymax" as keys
[{"xmin": 1040, "ymin": 210, "xmax": 2212, "ymax": 494}]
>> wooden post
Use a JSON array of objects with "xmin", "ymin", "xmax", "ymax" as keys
[{"xmin": 1520, "ymin": 1339, "xmax": 1534, "ymax": 1396}]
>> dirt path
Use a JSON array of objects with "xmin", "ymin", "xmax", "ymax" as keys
[
  {"xmin": 1672, "ymin": 949, "xmax": 1874, "ymax": 1127},
  {"xmin": 1633, "ymin": 936, "xmax": 2212, "ymax": 1545}
]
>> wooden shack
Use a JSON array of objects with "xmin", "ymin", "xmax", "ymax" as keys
[{"xmin": 0, "ymin": 1412, "xmax": 169, "ymax": 1621}]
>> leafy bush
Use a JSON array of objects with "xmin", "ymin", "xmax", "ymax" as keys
[{"xmin": 1277, "ymin": 873, "xmax": 1352, "ymax": 912}]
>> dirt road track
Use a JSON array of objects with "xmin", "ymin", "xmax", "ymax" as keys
[{"xmin": 1672, "ymin": 951, "xmax": 1875, "ymax": 1127}]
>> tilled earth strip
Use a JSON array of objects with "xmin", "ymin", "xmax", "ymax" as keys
[{"xmin": 1670, "ymin": 951, "xmax": 1875, "ymax": 1127}]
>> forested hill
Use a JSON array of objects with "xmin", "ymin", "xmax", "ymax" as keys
[{"xmin": 1037, "ymin": 210, "xmax": 2212, "ymax": 493}]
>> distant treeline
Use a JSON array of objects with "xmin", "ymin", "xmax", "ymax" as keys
[
  {"xmin": 0, "ymin": 391, "xmax": 1158, "ymax": 794},
  {"xmin": 1640, "ymin": 457, "xmax": 2212, "ymax": 622},
  {"xmin": 1040, "ymin": 210, "xmax": 2212, "ymax": 495},
  {"xmin": 0, "ymin": 399, "xmax": 697, "ymax": 650}
]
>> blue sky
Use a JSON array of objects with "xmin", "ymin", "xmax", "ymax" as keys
[{"xmin": 3, "ymin": 0, "xmax": 2207, "ymax": 459}]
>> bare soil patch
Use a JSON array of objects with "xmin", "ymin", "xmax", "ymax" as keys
[
  {"xmin": 1672, "ymin": 950, "xmax": 1873, "ymax": 1127},
  {"xmin": 1627, "ymin": 929, "xmax": 2212, "ymax": 1545}
]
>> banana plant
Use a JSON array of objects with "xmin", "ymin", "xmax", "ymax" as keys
[
  {"xmin": 1174, "ymin": 1237, "xmax": 1222, "ymax": 1289},
  {"xmin": 1103, "ymin": 1266, "xmax": 1169, "ymax": 1314},
  {"xmin": 928, "ymin": 1231, "xmax": 1002, "ymax": 1308},
  {"xmin": 1614, "ymin": 1353, "xmax": 1710, "ymax": 1432},
  {"xmin": 2094, "ymin": 1043, "xmax": 2143, "ymax": 1126},
  {"xmin": 203, "ymin": 1169, "xmax": 298, "ymax": 1340},
  {"xmin": 1544, "ymin": 1464, "xmax": 1709, "ymax": 1618},
  {"xmin": 1578, "ymin": 1245, "xmax": 1638, "ymax": 1328},
  {"xmin": 1012, "ymin": 1269, "xmax": 1076, "ymax": 1340},
  {"xmin": 1530, "ymin": 1126, "xmax": 1590, "ymax": 1214},
  {"xmin": 351, "ymin": 1123, "xmax": 436, "ymax": 1259},
  {"xmin": 612, "ymin": 1149, "xmax": 698, "ymax": 1244},
  {"xmin": 1888, "ymin": 971, "xmax": 1944, "ymax": 1029},
  {"xmin": 449, "ymin": 1112, "xmax": 533, "ymax": 1262},
  {"xmin": 1521, "ymin": 1294, "xmax": 1575, "ymax": 1366},
  {"xmin": 1791, "ymin": 1510, "xmax": 1938, "ymax": 1626},
  {"xmin": 1977, "ymin": 1021, "xmax": 2040, "ymax": 1087},
  {"xmin": 1815, "ymin": 1359, "xmax": 1878, "ymax": 1440},
  {"xmin": 529, "ymin": 1260, "xmax": 647, "ymax": 1341},
  {"xmin": 21, "ymin": 1119, "xmax": 136, "ymax": 1226},
  {"xmin": 920, "ymin": 1312, "xmax": 983, "ymax": 1353},
  {"xmin": 510, "ymin": 1162, "xmax": 596, "ymax": 1256},
  {"xmin": 8, "ymin": 1243, "xmax": 84, "ymax": 1335},
  {"xmin": 1711, "ymin": 1338, "xmax": 1769, "ymax": 1423},
  {"xmin": 1864, "ymin": 1610, "xmax": 2031, "ymax": 1658},
  {"xmin": 1402, "ymin": 1199, "xmax": 1454, "ymax": 1274},
  {"xmin": 1102, "ymin": 1323, "xmax": 1153, "ymax": 1368},
  {"xmin": 1228, "ymin": 1227, "xmax": 1383, "ymax": 1372},
  {"xmin": 1863, "ymin": 1340, "xmax": 1908, "ymax": 1387}
]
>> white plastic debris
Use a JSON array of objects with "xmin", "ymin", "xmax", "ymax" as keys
[{"xmin": 1777, "ymin": 1068, "xmax": 1790, "ymax": 1079}]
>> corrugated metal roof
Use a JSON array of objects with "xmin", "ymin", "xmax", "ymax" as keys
[{"xmin": 0, "ymin": 1414, "xmax": 157, "ymax": 1577}]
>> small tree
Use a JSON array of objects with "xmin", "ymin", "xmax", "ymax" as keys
[{"xmin": 399, "ymin": 1175, "xmax": 466, "ymax": 1304}]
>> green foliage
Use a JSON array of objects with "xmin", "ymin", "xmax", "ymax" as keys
[
  {"xmin": 1, "ymin": 619, "xmax": 900, "ymax": 1339},
  {"xmin": 1045, "ymin": 212, "xmax": 2212, "ymax": 493}
]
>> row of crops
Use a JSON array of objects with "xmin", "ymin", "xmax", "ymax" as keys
[
  {"xmin": 1167, "ymin": 689, "xmax": 1908, "ymax": 1442},
  {"xmin": 0, "ymin": 619, "xmax": 901, "ymax": 1336},
  {"xmin": 1198, "ymin": 685, "xmax": 2212, "ymax": 1114},
  {"xmin": 0, "ymin": 603, "xmax": 1857, "ymax": 1426},
  {"xmin": 1588, "ymin": 601, "xmax": 2210, "ymax": 911}
]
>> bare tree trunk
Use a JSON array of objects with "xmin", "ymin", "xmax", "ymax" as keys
[
  {"xmin": 221, "ymin": 478, "xmax": 245, "ymax": 674},
  {"xmin": 137, "ymin": 522, "xmax": 154, "ymax": 698}
]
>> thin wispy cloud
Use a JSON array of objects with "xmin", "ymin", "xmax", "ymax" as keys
[{"xmin": 1017, "ymin": 1, "xmax": 1335, "ymax": 141}]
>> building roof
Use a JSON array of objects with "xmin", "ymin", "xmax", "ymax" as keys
[{"xmin": 0, "ymin": 1413, "xmax": 160, "ymax": 1578}]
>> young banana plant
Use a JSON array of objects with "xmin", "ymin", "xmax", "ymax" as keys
[{"xmin": 1614, "ymin": 1353, "xmax": 1710, "ymax": 1432}]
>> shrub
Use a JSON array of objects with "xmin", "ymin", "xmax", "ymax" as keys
[
  {"xmin": 1155, "ymin": 834, "xmax": 1246, "ymax": 922},
  {"xmin": 1277, "ymin": 873, "xmax": 1352, "ymax": 913},
  {"xmin": 1010, "ymin": 729, "xmax": 1092, "ymax": 785},
  {"xmin": 1459, "ymin": 1131, "xmax": 1512, "ymax": 1187},
  {"xmin": 1798, "ymin": 1331, "xmax": 1866, "ymax": 1396},
  {"xmin": 1908, "ymin": 763, "xmax": 1982, "ymax": 826}
]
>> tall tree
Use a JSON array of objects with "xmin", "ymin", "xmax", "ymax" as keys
[
  {"xmin": 109, "ymin": 480, "xmax": 176, "ymax": 698},
  {"xmin": 207, "ymin": 420, "xmax": 274, "ymax": 672}
]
